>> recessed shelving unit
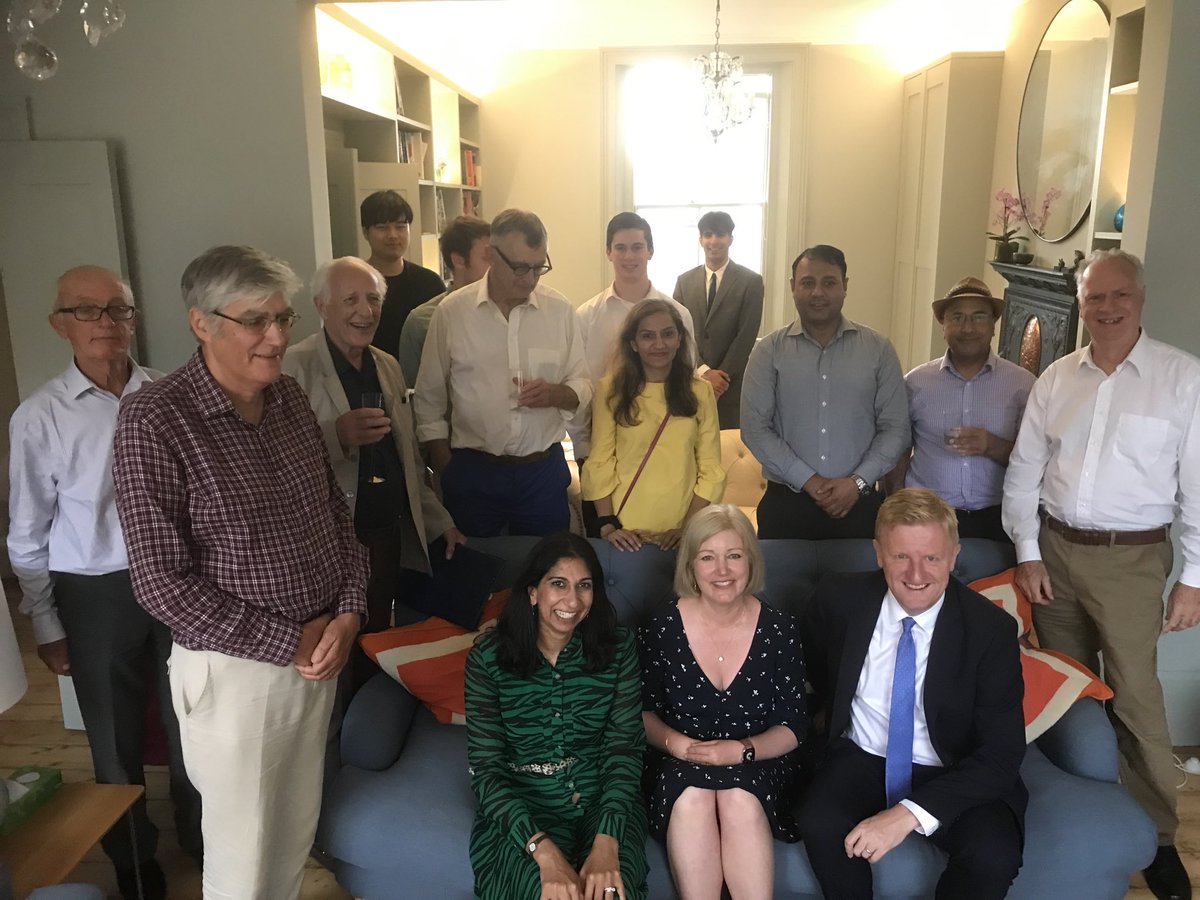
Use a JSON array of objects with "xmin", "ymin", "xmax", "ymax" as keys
[{"xmin": 315, "ymin": 4, "xmax": 484, "ymax": 277}]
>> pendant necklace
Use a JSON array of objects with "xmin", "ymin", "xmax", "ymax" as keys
[{"xmin": 702, "ymin": 600, "xmax": 746, "ymax": 662}]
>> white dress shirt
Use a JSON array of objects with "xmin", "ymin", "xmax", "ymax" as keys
[
  {"xmin": 7, "ymin": 360, "xmax": 161, "ymax": 644},
  {"xmin": 569, "ymin": 284, "xmax": 697, "ymax": 456},
  {"xmin": 414, "ymin": 277, "xmax": 592, "ymax": 457},
  {"xmin": 1003, "ymin": 331, "xmax": 1200, "ymax": 585},
  {"xmin": 847, "ymin": 590, "xmax": 945, "ymax": 835}
]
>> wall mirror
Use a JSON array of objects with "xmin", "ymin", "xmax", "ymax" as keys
[{"xmin": 1016, "ymin": 0, "xmax": 1109, "ymax": 242}]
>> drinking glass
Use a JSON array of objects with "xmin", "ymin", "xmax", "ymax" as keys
[{"xmin": 361, "ymin": 391, "xmax": 386, "ymax": 484}]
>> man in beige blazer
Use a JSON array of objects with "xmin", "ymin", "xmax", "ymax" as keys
[
  {"xmin": 283, "ymin": 257, "xmax": 465, "ymax": 658},
  {"xmin": 672, "ymin": 210, "xmax": 765, "ymax": 428}
]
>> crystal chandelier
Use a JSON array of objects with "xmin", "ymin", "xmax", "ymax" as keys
[
  {"xmin": 694, "ymin": 0, "xmax": 751, "ymax": 141},
  {"xmin": 7, "ymin": 0, "xmax": 125, "ymax": 81}
]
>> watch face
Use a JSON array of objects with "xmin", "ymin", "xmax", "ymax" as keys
[{"xmin": 742, "ymin": 746, "xmax": 755, "ymax": 763}]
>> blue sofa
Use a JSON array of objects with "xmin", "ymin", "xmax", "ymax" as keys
[{"xmin": 315, "ymin": 538, "xmax": 1157, "ymax": 899}]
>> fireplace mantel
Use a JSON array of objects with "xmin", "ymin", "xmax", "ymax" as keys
[{"xmin": 991, "ymin": 262, "xmax": 1080, "ymax": 376}]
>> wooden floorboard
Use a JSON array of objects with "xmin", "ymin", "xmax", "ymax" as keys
[{"xmin": 3, "ymin": 581, "xmax": 1198, "ymax": 898}]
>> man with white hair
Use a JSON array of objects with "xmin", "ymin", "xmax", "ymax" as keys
[
  {"xmin": 7, "ymin": 266, "xmax": 199, "ymax": 899},
  {"xmin": 113, "ymin": 245, "xmax": 369, "ymax": 898},
  {"xmin": 283, "ymin": 256, "xmax": 464, "ymax": 680},
  {"xmin": 1004, "ymin": 249, "xmax": 1200, "ymax": 900}
]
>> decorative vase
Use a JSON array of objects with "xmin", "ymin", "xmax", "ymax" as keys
[
  {"xmin": 993, "ymin": 240, "xmax": 1016, "ymax": 263},
  {"xmin": 1114, "ymin": 204, "xmax": 1125, "ymax": 233}
]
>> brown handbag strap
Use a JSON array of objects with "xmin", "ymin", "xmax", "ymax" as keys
[{"xmin": 616, "ymin": 412, "xmax": 672, "ymax": 517}]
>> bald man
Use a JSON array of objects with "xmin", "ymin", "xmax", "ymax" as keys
[{"xmin": 6, "ymin": 267, "xmax": 200, "ymax": 899}]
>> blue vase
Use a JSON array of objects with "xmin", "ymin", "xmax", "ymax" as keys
[{"xmin": 1114, "ymin": 204, "xmax": 1125, "ymax": 233}]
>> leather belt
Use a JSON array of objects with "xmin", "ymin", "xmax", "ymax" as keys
[
  {"xmin": 1045, "ymin": 515, "xmax": 1168, "ymax": 547},
  {"xmin": 463, "ymin": 446, "xmax": 555, "ymax": 466}
]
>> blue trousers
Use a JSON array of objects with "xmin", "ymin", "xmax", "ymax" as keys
[{"xmin": 441, "ymin": 445, "xmax": 571, "ymax": 537}]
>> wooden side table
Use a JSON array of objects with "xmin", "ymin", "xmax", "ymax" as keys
[{"xmin": 0, "ymin": 782, "xmax": 144, "ymax": 897}]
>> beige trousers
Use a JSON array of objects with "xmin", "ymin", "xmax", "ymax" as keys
[
  {"xmin": 169, "ymin": 644, "xmax": 336, "ymax": 900},
  {"xmin": 1035, "ymin": 522, "xmax": 1178, "ymax": 843}
]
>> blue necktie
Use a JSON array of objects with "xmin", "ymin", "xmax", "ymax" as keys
[{"xmin": 885, "ymin": 617, "xmax": 917, "ymax": 808}]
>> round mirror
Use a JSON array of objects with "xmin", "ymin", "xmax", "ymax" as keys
[{"xmin": 1016, "ymin": 0, "xmax": 1109, "ymax": 242}]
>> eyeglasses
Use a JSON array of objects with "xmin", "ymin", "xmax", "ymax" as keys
[
  {"xmin": 491, "ymin": 245, "xmax": 553, "ymax": 278},
  {"xmin": 210, "ymin": 310, "xmax": 300, "ymax": 333},
  {"xmin": 55, "ymin": 304, "xmax": 137, "ymax": 322},
  {"xmin": 946, "ymin": 312, "xmax": 994, "ymax": 326}
]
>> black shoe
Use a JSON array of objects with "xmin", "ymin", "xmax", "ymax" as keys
[
  {"xmin": 1143, "ymin": 845, "xmax": 1192, "ymax": 900},
  {"xmin": 114, "ymin": 858, "xmax": 167, "ymax": 900}
]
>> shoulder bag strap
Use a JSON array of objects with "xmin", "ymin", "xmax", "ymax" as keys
[{"xmin": 615, "ymin": 412, "xmax": 672, "ymax": 517}]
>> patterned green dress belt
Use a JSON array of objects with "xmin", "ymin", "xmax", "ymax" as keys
[{"xmin": 507, "ymin": 756, "xmax": 578, "ymax": 775}]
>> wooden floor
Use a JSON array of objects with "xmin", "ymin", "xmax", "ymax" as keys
[
  {"xmin": 1, "ymin": 583, "xmax": 350, "ymax": 900},
  {"xmin": 1, "ymin": 582, "xmax": 1197, "ymax": 899}
]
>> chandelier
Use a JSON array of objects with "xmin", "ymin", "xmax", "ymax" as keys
[
  {"xmin": 694, "ymin": 0, "xmax": 751, "ymax": 141},
  {"xmin": 7, "ymin": 0, "xmax": 125, "ymax": 81}
]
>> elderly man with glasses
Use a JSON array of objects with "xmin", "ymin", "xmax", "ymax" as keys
[
  {"xmin": 112, "ymin": 245, "xmax": 368, "ymax": 898},
  {"xmin": 7, "ymin": 266, "xmax": 200, "ymax": 899},
  {"xmin": 414, "ymin": 208, "xmax": 590, "ymax": 536}
]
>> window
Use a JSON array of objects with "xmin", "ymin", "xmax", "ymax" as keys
[
  {"xmin": 606, "ymin": 48, "xmax": 807, "ymax": 333},
  {"xmin": 622, "ymin": 62, "xmax": 773, "ymax": 290}
]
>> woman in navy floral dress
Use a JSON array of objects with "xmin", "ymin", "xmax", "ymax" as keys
[{"xmin": 640, "ymin": 504, "xmax": 806, "ymax": 900}]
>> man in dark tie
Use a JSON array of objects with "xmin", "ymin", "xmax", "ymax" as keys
[
  {"xmin": 671, "ymin": 210, "xmax": 764, "ymax": 428},
  {"xmin": 799, "ymin": 488, "xmax": 1026, "ymax": 899}
]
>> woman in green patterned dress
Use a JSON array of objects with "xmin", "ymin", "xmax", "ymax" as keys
[{"xmin": 465, "ymin": 533, "xmax": 648, "ymax": 900}]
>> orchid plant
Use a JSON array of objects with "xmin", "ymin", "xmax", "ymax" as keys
[{"xmin": 987, "ymin": 189, "xmax": 1027, "ymax": 249}]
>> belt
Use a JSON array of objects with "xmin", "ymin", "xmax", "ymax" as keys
[
  {"xmin": 1044, "ymin": 515, "xmax": 1168, "ymax": 547},
  {"xmin": 506, "ymin": 756, "xmax": 577, "ymax": 776},
  {"xmin": 463, "ymin": 446, "xmax": 555, "ymax": 466},
  {"xmin": 955, "ymin": 505, "xmax": 1001, "ymax": 516}
]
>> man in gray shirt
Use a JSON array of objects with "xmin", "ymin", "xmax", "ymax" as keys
[{"xmin": 742, "ymin": 244, "xmax": 909, "ymax": 539}]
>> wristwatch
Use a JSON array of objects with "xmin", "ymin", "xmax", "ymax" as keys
[
  {"xmin": 526, "ymin": 831, "xmax": 547, "ymax": 856},
  {"xmin": 740, "ymin": 739, "xmax": 756, "ymax": 763},
  {"xmin": 852, "ymin": 474, "xmax": 872, "ymax": 496}
]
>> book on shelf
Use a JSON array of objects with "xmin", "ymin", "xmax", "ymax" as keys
[
  {"xmin": 463, "ymin": 150, "xmax": 477, "ymax": 187},
  {"xmin": 398, "ymin": 132, "xmax": 428, "ymax": 169},
  {"xmin": 463, "ymin": 191, "xmax": 476, "ymax": 217},
  {"xmin": 435, "ymin": 189, "xmax": 448, "ymax": 231}
]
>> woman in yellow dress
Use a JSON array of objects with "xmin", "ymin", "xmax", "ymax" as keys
[{"xmin": 582, "ymin": 299, "xmax": 725, "ymax": 551}]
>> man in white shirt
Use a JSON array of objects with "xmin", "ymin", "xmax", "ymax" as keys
[
  {"xmin": 414, "ymin": 209, "xmax": 590, "ymax": 536},
  {"xmin": 1003, "ymin": 249, "xmax": 1200, "ymax": 900},
  {"xmin": 6, "ymin": 266, "xmax": 200, "ymax": 899},
  {"xmin": 800, "ymin": 488, "xmax": 1025, "ymax": 900}
]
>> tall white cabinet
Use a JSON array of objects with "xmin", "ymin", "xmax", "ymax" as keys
[{"xmin": 890, "ymin": 53, "xmax": 1004, "ymax": 372}]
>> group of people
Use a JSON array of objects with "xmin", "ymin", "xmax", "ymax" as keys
[
  {"xmin": 465, "ymin": 490, "xmax": 1025, "ymax": 900},
  {"xmin": 5, "ymin": 184, "xmax": 1198, "ymax": 900}
]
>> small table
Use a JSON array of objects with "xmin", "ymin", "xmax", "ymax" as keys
[{"xmin": 0, "ymin": 782, "xmax": 144, "ymax": 897}]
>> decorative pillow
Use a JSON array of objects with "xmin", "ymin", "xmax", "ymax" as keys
[
  {"xmin": 359, "ymin": 590, "xmax": 510, "ymax": 725},
  {"xmin": 404, "ymin": 540, "xmax": 507, "ymax": 631},
  {"xmin": 969, "ymin": 569, "xmax": 1113, "ymax": 742}
]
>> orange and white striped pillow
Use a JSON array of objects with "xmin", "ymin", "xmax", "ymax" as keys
[
  {"xmin": 969, "ymin": 570, "xmax": 1113, "ymax": 742},
  {"xmin": 359, "ymin": 591, "xmax": 510, "ymax": 725}
]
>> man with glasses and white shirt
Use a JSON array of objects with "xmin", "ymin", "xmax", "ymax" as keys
[
  {"xmin": 7, "ymin": 266, "xmax": 199, "ymax": 899},
  {"xmin": 113, "ymin": 245, "xmax": 368, "ymax": 897},
  {"xmin": 415, "ymin": 209, "xmax": 590, "ymax": 536},
  {"xmin": 1004, "ymin": 249, "xmax": 1200, "ymax": 900}
]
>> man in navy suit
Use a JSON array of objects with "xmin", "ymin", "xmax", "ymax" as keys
[{"xmin": 799, "ymin": 488, "xmax": 1026, "ymax": 899}]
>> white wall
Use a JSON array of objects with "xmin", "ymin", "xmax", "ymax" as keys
[{"xmin": 0, "ymin": 0, "xmax": 329, "ymax": 370}]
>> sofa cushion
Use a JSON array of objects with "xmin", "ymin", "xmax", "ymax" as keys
[
  {"xmin": 359, "ymin": 591, "xmax": 509, "ymax": 724},
  {"xmin": 969, "ymin": 569, "xmax": 1113, "ymax": 742}
]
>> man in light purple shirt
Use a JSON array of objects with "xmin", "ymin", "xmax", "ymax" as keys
[{"xmin": 888, "ymin": 278, "xmax": 1034, "ymax": 542}]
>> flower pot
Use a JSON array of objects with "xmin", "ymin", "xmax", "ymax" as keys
[{"xmin": 993, "ymin": 240, "xmax": 1016, "ymax": 263}]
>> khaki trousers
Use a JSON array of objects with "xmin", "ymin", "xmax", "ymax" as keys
[
  {"xmin": 169, "ymin": 644, "xmax": 336, "ymax": 899},
  {"xmin": 1035, "ymin": 522, "xmax": 1178, "ymax": 842}
]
